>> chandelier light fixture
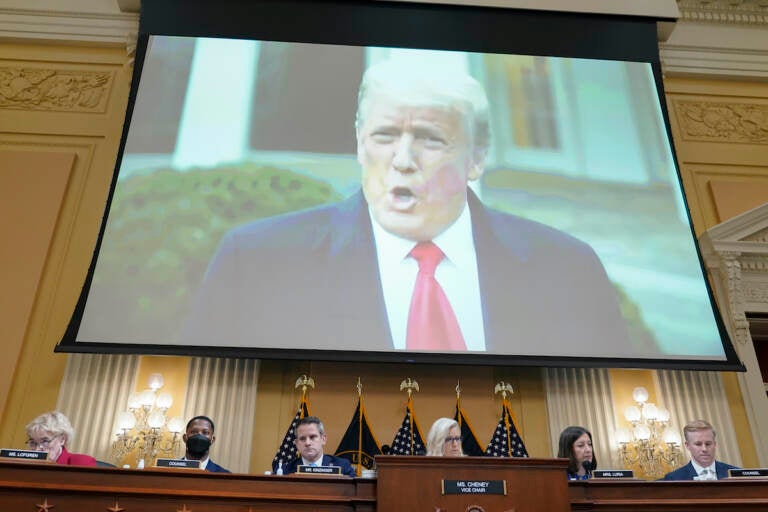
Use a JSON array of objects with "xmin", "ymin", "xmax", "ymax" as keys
[
  {"xmin": 111, "ymin": 373, "xmax": 184, "ymax": 467},
  {"xmin": 615, "ymin": 386, "xmax": 682, "ymax": 479}
]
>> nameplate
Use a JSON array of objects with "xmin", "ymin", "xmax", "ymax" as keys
[
  {"xmin": 442, "ymin": 480, "xmax": 506, "ymax": 495},
  {"xmin": 593, "ymin": 470, "xmax": 634, "ymax": 479},
  {"xmin": 729, "ymin": 468, "xmax": 768, "ymax": 478},
  {"xmin": 0, "ymin": 449, "xmax": 48, "ymax": 461},
  {"xmin": 155, "ymin": 459, "xmax": 201, "ymax": 469},
  {"xmin": 297, "ymin": 465, "xmax": 342, "ymax": 475}
]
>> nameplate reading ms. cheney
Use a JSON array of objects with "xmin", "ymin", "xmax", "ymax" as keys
[
  {"xmin": 0, "ymin": 449, "xmax": 48, "ymax": 461},
  {"xmin": 442, "ymin": 480, "xmax": 506, "ymax": 495},
  {"xmin": 155, "ymin": 459, "xmax": 201, "ymax": 469}
]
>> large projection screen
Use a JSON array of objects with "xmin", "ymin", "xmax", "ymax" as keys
[{"xmin": 58, "ymin": 0, "xmax": 741, "ymax": 369}]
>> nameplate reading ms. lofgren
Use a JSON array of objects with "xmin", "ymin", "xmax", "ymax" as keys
[
  {"xmin": 298, "ymin": 465, "xmax": 342, "ymax": 475},
  {"xmin": 155, "ymin": 459, "xmax": 201, "ymax": 469},
  {"xmin": 0, "ymin": 449, "xmax": 48, "ymax": 460},
  {"xmin": 442, "ymin": 480, "xmax": 506, "ymax": 495}
]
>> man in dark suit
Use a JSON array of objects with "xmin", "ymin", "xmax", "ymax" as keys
[
  {"xmin": 183, "ymin": 59, "xmax": 633, "ymax": 357},
  {"xmin": 661, "ymin": 420, "xmax": 738, "ymax": 480},
  {"xmin": 282, "ymin": 416, "xmax": 356, "ymax": 477},
  {"xmin": 182, "ymin": 415, "xmax": 230, "ymax": 473}
]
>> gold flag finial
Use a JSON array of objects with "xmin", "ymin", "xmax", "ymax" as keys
[
  {"xmin": 295, "ymin": 375, "xmax": 315, "ymax": 398},
  {"xmin": 356, "ymin": 377, "xmax": 362, "ymax": 397},
  {"xmin": 494, "ymin": 381, "xmax": 514, "ymax": 401},
  {"xmin": 455, "ymin": 381, "xmax": 461, "ymax": 399},
  {"xmin": 399, "ymin": 378, "xmax": 419, "ymax": 398}
]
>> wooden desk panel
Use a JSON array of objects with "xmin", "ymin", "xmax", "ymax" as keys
[
  {"xmin": 2, "ymin": 460, "xmax": 768, "ymax": 511},
  {"xmin": 0, "ymin": 461, "xmax": 375, "ymax": 511},
  {"xmin": 569, "ymin": 478, "xmax": 768, "ymax": 511}
]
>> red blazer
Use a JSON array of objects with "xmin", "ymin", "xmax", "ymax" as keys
[{"xmin": 55, "ymin": 446, "xmax": 97, "ymax": 466}]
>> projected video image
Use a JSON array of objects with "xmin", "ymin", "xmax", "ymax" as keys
[{"xmin": 75, "ymin": 37, "xmax": 726, "ymax": 361}]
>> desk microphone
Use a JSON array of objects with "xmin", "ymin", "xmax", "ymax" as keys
[{"xmin": 582, "ymin": 460, "xmax": 595, "ymax": 477}]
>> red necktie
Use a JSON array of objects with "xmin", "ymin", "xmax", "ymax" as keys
[{"xmin": 406, "ymin": 242, "xmax": 467, "ymax": 351}]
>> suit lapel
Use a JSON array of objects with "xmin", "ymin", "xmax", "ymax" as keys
[
  {"xmin": 322, "ymin": 191, "xmax": 392, "ymax": 349},
  {"xmin": 468, "ymin": 192, "xmax": 536, "ymax": 353},
  {"xmin": 686, "ymin": 462, "xmax": 698, "ymax": 479}
]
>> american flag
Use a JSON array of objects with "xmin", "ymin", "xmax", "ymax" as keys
[
  {"xmin": 272, "ymin": 396, "xmax": 310, "ymax": 472},
  {"xmin": 485, "ymin": 399, "xmax": 529, "ymax": 458},
  {"xmin": 390, "ymin": 397, "xmax": 425, "ymax": 455}
]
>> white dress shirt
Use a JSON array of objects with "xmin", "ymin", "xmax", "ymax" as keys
[
  {"xmin": 691, "ymin": 460, "xmax": 718, "ymax": 480},
  {"xmin": 302, "ymin": 455, "xmax": 323, "ymax": 466},
  {"xmin": 370, "ymin": 203, "xmax": 486, "ymax": 351}
]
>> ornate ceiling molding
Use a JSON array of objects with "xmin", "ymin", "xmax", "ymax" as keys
[
  {"xmin": 0, "ymin": 66, "xmax": 113, "ymax": 112},
  {"xmin": 672, "ymin": 100, "xmax": 768, "ymax": 144},
  {"xmin": 0, "ymin": 8, "xmax": 138, "ymax": 46},
  {"xmin": 661, "ymin": 1, "xmax": 768, "ymax": 79},
  {"xmin": 677, "ymin": 0, "xmax": 768, "ymax": 26}
]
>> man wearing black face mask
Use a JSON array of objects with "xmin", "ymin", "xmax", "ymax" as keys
[{"xmin": 182, "ymin": 415, "xmax": 230, "ymax": 473}]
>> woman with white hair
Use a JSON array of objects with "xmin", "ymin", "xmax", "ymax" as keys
[
  {"xmin": 426, "ymin": 417, "xmax": 464, "ymax": 457},
  {"xmin": 25, "ymin": 411, "xmax": 97, "ymax": 466}
]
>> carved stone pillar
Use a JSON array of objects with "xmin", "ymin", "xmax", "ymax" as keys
[{"xmin": 700, "ymin": 206, "xmax": 768, "ymax": 465}]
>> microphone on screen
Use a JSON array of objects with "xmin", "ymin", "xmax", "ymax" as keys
[{"xmin": 582, "ymin": 460, "xmax": 595, "ymax": 477}]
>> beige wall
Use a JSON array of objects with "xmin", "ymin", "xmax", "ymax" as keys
[{"xmin": 0, "ymin": 40, "xmax": 133, "ymax": 445}]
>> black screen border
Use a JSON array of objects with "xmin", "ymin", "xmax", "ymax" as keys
[{"xmin": 56, "ymin": 0, "xmax": 743, "ymax": 371}]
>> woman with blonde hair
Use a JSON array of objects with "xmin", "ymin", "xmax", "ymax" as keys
[
  {"xmin": 426, "ymin": 417, "xmax": 463, "ymax": 457},
  {"xmin": 25, "ymin": 411, "xmax": 97, "ymax": 466}
]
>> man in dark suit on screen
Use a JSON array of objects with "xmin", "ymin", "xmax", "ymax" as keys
[
  {"xmin": 183, "ymin": 58, "xmax": 631, "ymax": 356},
  {"xmin": 661, "ymin": 420, "xmax": 738, "ymax": 480}
]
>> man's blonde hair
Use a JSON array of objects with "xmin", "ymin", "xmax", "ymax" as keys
[{"xmin": 683, "ymin": 419, "xmax": 716, "ymax": 442}]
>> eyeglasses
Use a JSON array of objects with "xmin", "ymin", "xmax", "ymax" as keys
[
  {"xmin": 26, "ymin": 436, "xmax": 59, "ymax": 449},
  {"xmin": 444, "ymin": 436, "xmax": 463, "ymax": 444}
]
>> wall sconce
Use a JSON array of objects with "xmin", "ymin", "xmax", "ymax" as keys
[{"xmin": 615, "ymin": 386, "xmax": 682, "ymax": 479}]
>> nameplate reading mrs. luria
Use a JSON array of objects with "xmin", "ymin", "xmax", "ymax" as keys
[
  {"xmin": 298, "ymin": 465, "xmax": 342, "ymax": 475},
  {"xmin": 442, "ymin": 480, "xmax": 506, "ymax": 495},
  {"xmin": 729, "ymin": 468, "xmax": 768, "ymax": 478},
  {"xmin": 155, "ymin": 459, "xmax": 201, "ymax": 469},
  {"xmin": 593, "ymin": 470, "xmax": 634, "ymax": 479},
  {"xmin": 0, "ymin": 449, "xmax": 48, "ymax": 461}
]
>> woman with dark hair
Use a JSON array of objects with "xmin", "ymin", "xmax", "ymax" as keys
[{"xmin": 557, "ymin": 426, "xmax": 596, "ymax": 480}]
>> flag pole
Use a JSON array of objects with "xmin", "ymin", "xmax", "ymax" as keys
[
  {"xmin": 455, "ymin": 381, "xmax": 462, "ymax": 427},
  {"xmin": 295, "ymin": 374, "xmax": 315, "ymax": 417},
  {"xmin": 357, "ymin": 377, "xmax": 363, "ymax": 476},
  {"xmin": 494, "ymin": 381, "xmax": 515, "ymax": 457},
  {"xmin": 400, "ymin": 378, "xmax": 419, "ymax": 455}
]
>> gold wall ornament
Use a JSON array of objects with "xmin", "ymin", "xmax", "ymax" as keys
[
  {"xmin": 295, "ymin": 374, "xmax": 315, "ymax": 392},
  {"xmin": 399, "ymin": 378, "xmax": 419, "ymax": 398},
  {"xmin": 674, "ymin": 100, "xmax": 768, "ymax": 143},
  {"xmin": 0, "ymin": 67, "xmax": 112, "ymax": 112},
  {"xmin": 494, "ymin": 381, "xmax": 515, "ymax": 400}
]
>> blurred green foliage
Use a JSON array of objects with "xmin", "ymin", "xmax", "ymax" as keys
[{"xmin": 90, "ymin": 163, "xmax": 342, "ymax": 343}]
